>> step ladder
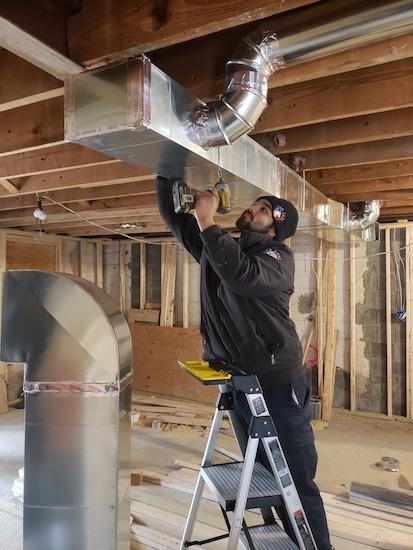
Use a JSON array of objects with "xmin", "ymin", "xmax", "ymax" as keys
[{"xmin": 178, "ymin": 360, "xmax": 318, "ymax": 550}]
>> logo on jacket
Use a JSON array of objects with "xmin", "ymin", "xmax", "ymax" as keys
[
  {"xmin": 263, "ymin": 248, "xmax": 281, "ymax": 260},
  {"xmin": 273, "ymin": 205, "xmax": 286, "ymax": 222}
]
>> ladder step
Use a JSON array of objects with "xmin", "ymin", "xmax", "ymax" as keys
[
  {"xmin": 240, "ymin": 523, "xmax": 300, "ymax": 550},
  {"xmin": 201, "ymin": 462, "xmax": 283, "ymax": 511}
]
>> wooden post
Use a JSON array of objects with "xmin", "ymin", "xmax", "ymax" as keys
[
  {"xmin": 96, "ymin": 241, "xmax": 103, "ymax": 289},
  {"xmin": 0, "ymin": 232, "xmax": 7, "ymax": 413},
  {"xmin": 316, "ymin": 236, "xmax": 324, "ymax": 399},
  {"xmin": 182, "ymin": 249, "xmax": 189, "ymax": 329},
  {"xmin": 160, "ymin": 243, "xmax": 177, "ymax": 327},
  {"xmin": 385, "ymin": 228, "xmax": 393, "ymax": 417},
  {"xmin": 321, "ymin": 238, "xmax": 337, "ymax": 422},
  {"xmin": 350, "ymin": 234, "xmax": 357, "ymax": 411},
  {"xmin": 140, "ymin": 242, "xmax": 146, "ymax": 309},
  {"xmin": 406, "ymin": 227, "xmax": 413, "ymax": 419}
]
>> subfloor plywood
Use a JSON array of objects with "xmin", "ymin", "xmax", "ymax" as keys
[{"xmin": 1, "ymin": 396, "xmax": 413, "ymax": 549}]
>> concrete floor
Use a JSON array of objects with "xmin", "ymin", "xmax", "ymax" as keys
[{"xmin": 1, "ymin": 396, "xmax": 413, "ymax": 549}]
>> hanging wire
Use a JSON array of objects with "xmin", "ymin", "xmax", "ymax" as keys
[
  {"xmin": 392, "ymin": 230, "xmax": 407, "ymax": 322},
  {"xmin": 41, "ymin": 195, "xmax": 165, "ymax": 246},
  {"xmin": 39, "ymin": 193, "xmax": 413, "ymax": 262},
  {"xmin": 217, "ymin": 147, "xmax": 223, "ymax": 181}
]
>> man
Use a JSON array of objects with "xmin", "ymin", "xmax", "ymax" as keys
[{"xmin": 156, "ymin": 174, "xmax": 332, "ymax": 550}]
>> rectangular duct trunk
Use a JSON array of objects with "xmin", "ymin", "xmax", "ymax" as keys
[{"xmin": 64, "ymin": 55, "xmax": 366, "ymax": 241}]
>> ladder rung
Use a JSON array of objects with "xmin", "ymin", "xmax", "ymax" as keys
[
  {"xmin": 201, "ymin": 461, "xmax": 283, "ymax": 511},
  {"xmin": 240, "ymin": 523, "xmax": 300, "ymax": 550}
]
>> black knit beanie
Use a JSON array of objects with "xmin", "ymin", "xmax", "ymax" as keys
[{"xmin": 258, "ymin": 196, "xmax": 299, "ymax": 242}]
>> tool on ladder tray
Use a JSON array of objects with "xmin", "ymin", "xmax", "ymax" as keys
[{"xmin": 178, "ymin": 359, "xmax": 318, "ymax": 550}]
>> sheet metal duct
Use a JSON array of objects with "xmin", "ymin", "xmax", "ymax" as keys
[
  {"xmin": 345, "ymin": 200, "xmax": 382, "ymax": 231},
  {"xmin": 349, "ymin": 481, "xmax": 413, "ymax": 519},
  {"xmin": 0, "ymin": 270, "xmax": 132, "ymax": 550},
  {"xmin": 65, "ymin": 55, "xmax": 350, "ymax": 240},
  {"xmin": 194, "ymin": 0, "xmax": 413, "ymax": 148},
  {"xmin": 64, "ymin": 1, "xmax": 413, "ymax": 240}
]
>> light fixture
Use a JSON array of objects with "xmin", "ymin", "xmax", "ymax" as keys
[{"xmin": 33, "ymin": 199, "xmax": 47, "ymax": 221}]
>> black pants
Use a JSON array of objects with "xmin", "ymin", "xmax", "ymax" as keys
[{"xmin": 231, "ymin": 372, "xmax": 331, "ymax": 550}]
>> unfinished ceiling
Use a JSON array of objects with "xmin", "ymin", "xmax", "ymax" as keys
[{"xmin": 1, "ymin": 0, "xmax": 413, "ymax": 239}]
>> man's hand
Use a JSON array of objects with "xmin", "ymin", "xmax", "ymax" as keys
[{"xmin": 193, "ymin": 185, "xmax": 219, "ymax": 231}]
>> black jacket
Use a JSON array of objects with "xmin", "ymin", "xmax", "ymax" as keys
[{"xmin": 156, "ymin": 176, "xmax": 304, "ymax": 388}]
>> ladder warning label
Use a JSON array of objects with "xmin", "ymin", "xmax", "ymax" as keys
[{"xmin": 268, "ymin": 437, "xmax": 292, "ymax": 488}]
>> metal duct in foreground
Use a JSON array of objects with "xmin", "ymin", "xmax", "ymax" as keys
[
  {"xmin": 65, "ymin": 55, "xmax": 370, "ymax": 241},
  {"xmin": 349, "ymin": 481, "xmax": 413, "ymax": 519},
  {"xmin": 193, "ymin": 0, "xmax": 413, "ymax": 149},
  {"xmin": 0, "ymin": 270, "xmax": 132, "ymax": 550}
]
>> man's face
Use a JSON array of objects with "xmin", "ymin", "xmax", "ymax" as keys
[{"xmin": 236, "ymin": 199, "xmax": 276, "ymax": 237}]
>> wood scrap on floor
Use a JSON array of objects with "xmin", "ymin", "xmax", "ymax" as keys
[
  {"xmin": 322, "ymin": 492, "xmax": 413, "ymax": 549},
  {"xmin": 131, "ymin": 393, "xmax": 231, "ymax": 432},
  {"xmin": 129, "ymin": 461, "xmax": 413, "ymax": 549}
]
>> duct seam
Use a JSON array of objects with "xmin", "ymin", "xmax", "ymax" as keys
[{"xmin": 24, "ymin": 372, "xmax": 133, "ymax": 394}]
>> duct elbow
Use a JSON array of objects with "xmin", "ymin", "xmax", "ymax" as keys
[
  {"xmin": 346, "ymin": 200, "xmax": 382, "ymax": 231},
  {"xmin": 189, "ymin": 31, "xmax": 286, "ymax": 149}
]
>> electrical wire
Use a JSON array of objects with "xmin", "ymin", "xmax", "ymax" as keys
[
  {"xmin": 40, "ymin": 194, "xmax": 413, "ymax": 259},
  {"xmin": 41, "ymin": 195, "xmax": 166, "ymax": 246}
]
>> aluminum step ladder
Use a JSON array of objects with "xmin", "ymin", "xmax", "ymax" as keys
[{"xmin": 177, "ymin": 360, "xmax": 318, "ymax": 550}]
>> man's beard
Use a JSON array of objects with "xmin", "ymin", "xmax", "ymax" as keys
[
  {"xmin": 236, "ymin": 212, "xmax": 273, "ymax": 235},
  {"xmin": 235, "ymin": 213, "xmax": 251, "ymax": 232}
]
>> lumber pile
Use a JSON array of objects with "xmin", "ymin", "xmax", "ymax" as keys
[
  {"xmin": 322, "ymin": 492, "xmax": 413, "ymax": 550},
  {"xmin": 131, "ymin": 393, "xmax": 232, "ymax": 432},
  {"xmin": 129, "ymin": 461, "xmax": 413, "ymax": 549}
]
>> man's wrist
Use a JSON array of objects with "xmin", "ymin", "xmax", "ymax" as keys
[{"xmin": 197, "ymin": 217, "xmax": 215, "ymax": 231}]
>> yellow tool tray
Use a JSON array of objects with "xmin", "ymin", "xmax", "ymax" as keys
[{"xmin": 178, "ymin": 359, "xmax": 232, "ymax": 384}]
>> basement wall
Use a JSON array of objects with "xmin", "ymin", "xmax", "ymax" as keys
[
  {"xmin": 117, "ymin": 227, "xmax": 411, "ymax": 418},
  {"xmin": 0, "ymin": 224, "xmax": 409, "ymax": 418}
]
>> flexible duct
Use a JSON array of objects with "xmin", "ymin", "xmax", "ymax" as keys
[
  {"xmin": 346, "ymin": 200, "xmax": 382, "ymax": 231},
  {"xmin": 189, "ymin": 0, "xmax": 413, "ymax": 149}
]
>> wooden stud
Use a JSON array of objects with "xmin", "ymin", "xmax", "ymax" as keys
[
  {"xmin": 96, "ymin": 241, "xmax": 103, "ymax": 289},
  {"xmin": 322, "ymin": 238, "xmax": 337, "ymax": 422},
  {"xmin": 160, "ymin": 243, "xmax": 177, "ymax": 327},
  {"xmin": 405, "ymin": 226, "xmax": 413, "ymax": 419},
  {"xmin": 140, "ymin": 242, "xmax": 146, "ymax": 309},
  {"xmin": 385, "ymin": 228, "xmax": 393, "ymax": 417},
  {"xmin": 182, "ymin": 249, "xmax": 189, "ymax": 329},
  {"xmin": 349, "ymin": 234, "xmax": 356, "ymax": 411},
  {"xmin": 316, "ymin": 236, "xmax": 324, "ymax": 399}
]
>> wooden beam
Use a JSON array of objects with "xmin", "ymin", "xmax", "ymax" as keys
[
  {"xmin": 0, "ymin": 96, "xmax": 64, "ymax": 154},
  {"xmin": 0, "ymin": 179, "xmax": 19, "ymax": 194},
  {"xmin": 0, "ymin": 143, "xmax": 118, "ymax": 179},
  {"xmin": 306, "ymin": 160, "xmax": 413, "ymax": 186},
  {"xmin": 287, "ymin": 135, "xmax": 413, "ymax": 171},
  {"xmin": 256, "ymin": 58, "xmax": 413, "ymax": 133},
  {"xmin": 67, "ymin": 0, "xmax": 319, "ymax": 66},
  {"xmin": 0, "ymin": 16, "xmax": 83, "ymax": 79},
  {"xmin": 0, "ymin": 180, "xmax": 155, "ymax": 210},
  {"xmin": 253, "ymin": 107, "xmax": 413, "ymax": 154},
  {"xmin": 0, "ymin": 49, "xmax": 64, "ymax": 107},
  {"xmin": 153, "ymin": 31, "xmax": 413, "ymax": 100},
  {"xmin": 311, "ymin": 176, "xmax": 413, "ymax": 199},
  {"xmin": 16, "ymin": 165, "xmax": 153, "ymax": 197}
]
